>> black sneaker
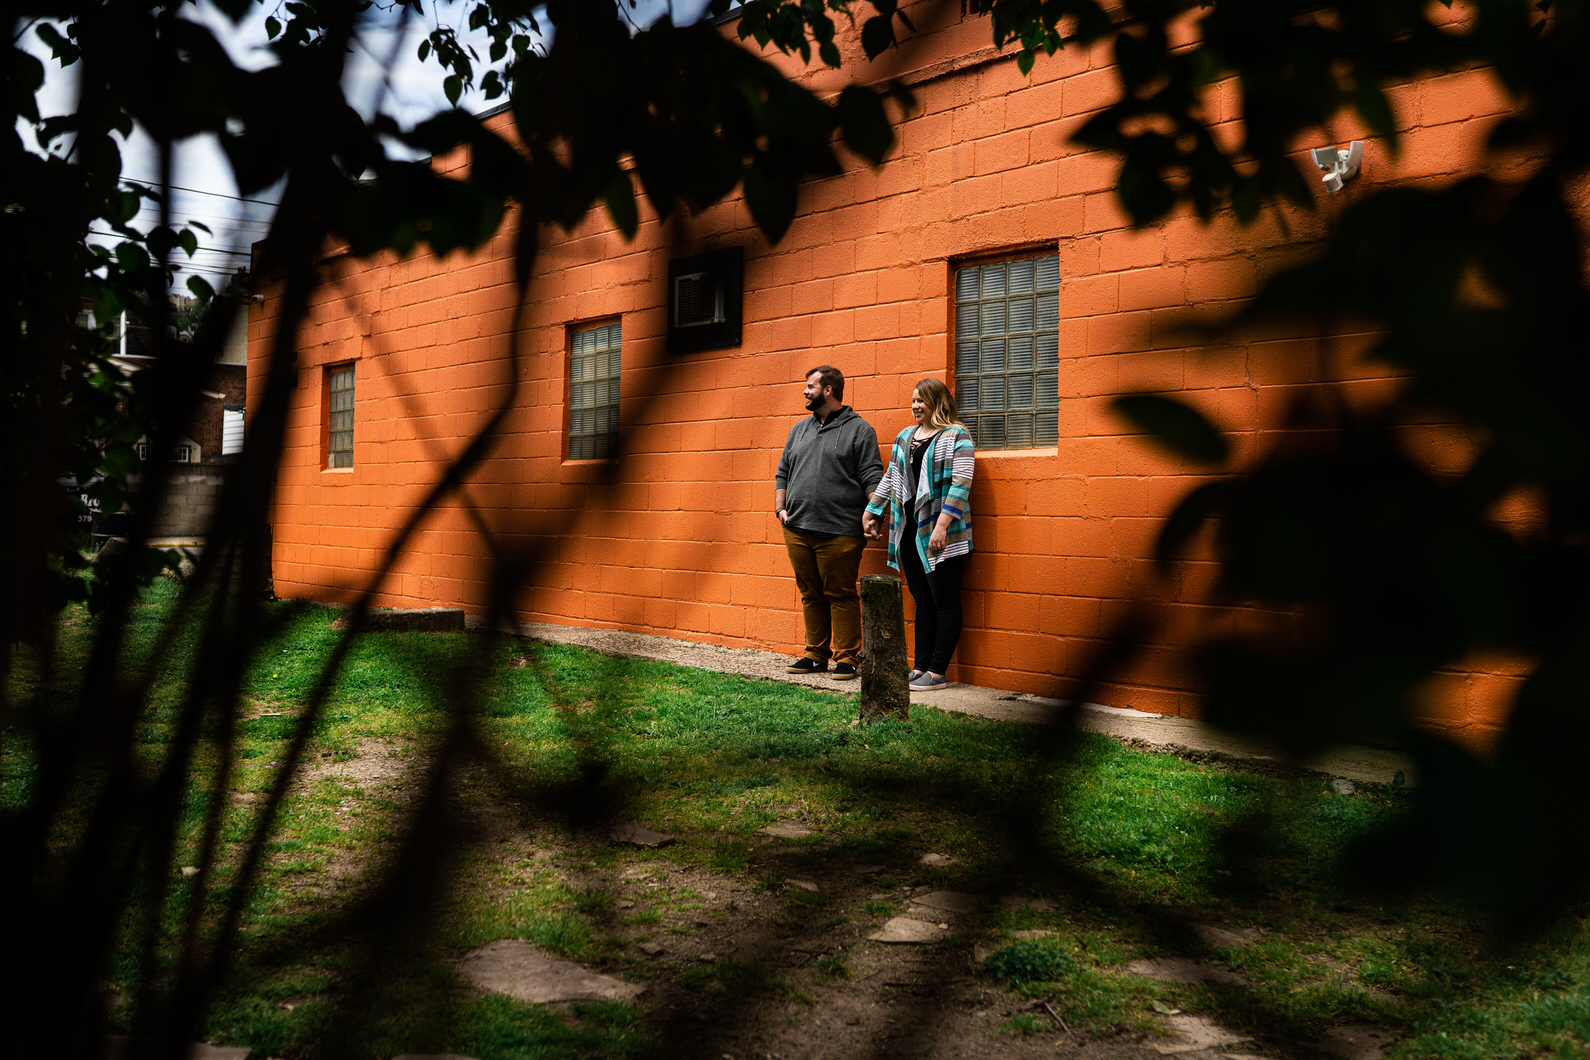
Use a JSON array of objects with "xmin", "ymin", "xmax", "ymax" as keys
[
  {"xmin": 786, "ymin": 657, "xmax": 828, "ymax": 674},
  {"xmin": 831, "ymin": 663, "xmax": 858, "ymax": 681}
]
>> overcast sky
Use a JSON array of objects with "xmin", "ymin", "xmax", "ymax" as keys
[{"xmin": 19, "ymin": 0, "xmax": 719, "ymax": 292}]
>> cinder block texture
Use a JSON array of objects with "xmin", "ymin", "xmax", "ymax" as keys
[{"xmin": 250, "ymin": 3, "xmax": 1532, "ymax": 751}]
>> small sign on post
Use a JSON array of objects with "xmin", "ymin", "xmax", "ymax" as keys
[{"xmin": 859, "ymin": 574, "xmax": 910, "ymax": 722}]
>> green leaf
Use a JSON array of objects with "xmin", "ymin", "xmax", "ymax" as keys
[
  {"xmin": 418, "ymin": 38, "xmax": 431, "ymax": 61},
  {"xmin": 1016, "ymin": 49, "xmax": 1035, "ymax": 76},
  {"xmin": 36, "ymin": 23, "xmax": 81, "ymax": 66},
  {"xmin": 147, "ymin": 226, "xmax": 177, "ymax": 261},
  {"xmin": 1112, "ymin": 393, "xmax": 1230, "ymax": 464},
  {"xmin": 115, "ymin": 242, "xmax": 151, "ymax": 272},
  {"xmin": 187, "ymin": 276, "xmax": 215, "ymax": 302},
  {"xmin": 444, "ymin": 75, "xmax": 463, "ymax": 106},
  {"xmin": 177, "ymin": 229, "xmax": 198, "ymax": 257}
]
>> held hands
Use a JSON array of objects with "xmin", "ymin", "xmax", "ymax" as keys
[{"xmin": 862, "ymin": 512, "xmax": 884, "ymax": 540}]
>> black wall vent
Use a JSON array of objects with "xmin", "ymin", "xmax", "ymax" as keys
[{"xmin": 668, "ymin": 246, "xmax": 742, "ymax": 354}]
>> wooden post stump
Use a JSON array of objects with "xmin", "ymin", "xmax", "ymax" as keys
[{"xmin": 859, "ymin": 574, "xmax": 909, "ymax": 722}]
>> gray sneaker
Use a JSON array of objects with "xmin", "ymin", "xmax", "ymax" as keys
[{"xmin": 909, "ymin": 672, "xmax": 947, "ymax": 692}]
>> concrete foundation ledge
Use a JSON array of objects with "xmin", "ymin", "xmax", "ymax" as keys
[{"xmin": 331, "ymin": 606, "xmax": 466, "ymax": 633}]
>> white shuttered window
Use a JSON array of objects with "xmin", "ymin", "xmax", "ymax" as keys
[{"xmin": 222, "ymin": 407, "xmax": 245, "ymax": 455}]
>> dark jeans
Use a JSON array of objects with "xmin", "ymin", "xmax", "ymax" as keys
[{"xmin": 899, "ymin": 536, "xmax": 965, "ymax": 675}]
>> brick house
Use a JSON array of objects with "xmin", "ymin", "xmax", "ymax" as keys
[
  {"xmin": 250, "ymin": 1, "xmax": 1530, "ymax": 749},
  {"xmin": 121, "ymin": 300, "xmax": 249, "ymax": 540}
]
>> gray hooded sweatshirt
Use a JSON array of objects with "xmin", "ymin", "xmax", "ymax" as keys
[{"xmin": 775, "ymin": 406, "xmax": 883, "ymax": 538}]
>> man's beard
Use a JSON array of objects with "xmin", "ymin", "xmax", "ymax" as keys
[{"xmin": 806, "ymin": 393, "xmax": 824, "ymax": 412}]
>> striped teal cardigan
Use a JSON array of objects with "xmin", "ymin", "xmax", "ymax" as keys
[{"xmin": 865, "ymin": 424, "xmax": 975, "ymax": 572}]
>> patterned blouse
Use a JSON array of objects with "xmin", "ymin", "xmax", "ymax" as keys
[{"xmin": 865, "ymin": 424, "xmax": 975, "ymax": 572}]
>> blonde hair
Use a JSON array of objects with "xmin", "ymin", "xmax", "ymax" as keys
[{"xmin": 913, "ymin": 377, "xmax": 964, "ymax": 432}]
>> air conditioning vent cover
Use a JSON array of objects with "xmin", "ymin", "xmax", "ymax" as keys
[
  {"xmin": 668, "ymin": 247, "xmax": 742, "ymax": 353},
  {"xmin": 674, "ymin": 272, "xmax": 724, "ymax": 327}
]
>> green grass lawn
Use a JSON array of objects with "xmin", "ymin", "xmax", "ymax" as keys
[{"xmin": 5, "ymin": 583, "xmax": 1589, "ymax": 1058}]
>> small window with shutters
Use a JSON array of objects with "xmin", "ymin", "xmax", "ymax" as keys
[
  {"xmin": 327, "ymin": 365, "xmax": 354, "ymax": 468},
  {"xmin": 952, "ymin": 253, "xmax": 1061, "ymax": 450},
  {"xmin": 222, "ymin": 405, "xmax": 245, "ymax": 456},
  {"xmin": 568, "ymin": 321, "xmax": 621, "ymax": 460}
]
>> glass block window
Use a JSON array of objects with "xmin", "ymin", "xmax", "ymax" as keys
[
  {"xmin": 328, "ymin": 365, "xmax": 354, "ymax": 468},
  {"xmin": 569, "ymin": 322, "xmax": 621, "ymax": 460},
  {"xmin": 953, "ymin": 254, "xmax": 1060, "ymax": 449}
]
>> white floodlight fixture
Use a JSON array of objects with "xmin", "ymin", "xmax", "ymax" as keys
[{"xmin": 1313, "ymin": 140, "xmax": 1365, "ymax": 194}]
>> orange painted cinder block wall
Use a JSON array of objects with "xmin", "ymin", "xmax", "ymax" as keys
[{"xmin": 249, "ymin": 0, "xmax": 1548, "ymax": 752}]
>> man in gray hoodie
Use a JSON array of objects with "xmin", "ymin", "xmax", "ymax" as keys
[{"xmin": 774, "ymin": 365, "xmax": 883, "ymax": 680}]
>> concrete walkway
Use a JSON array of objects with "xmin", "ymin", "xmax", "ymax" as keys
[{"xmin": 472, "ymin": 617, "xmax": 1413, "ymax": 787}]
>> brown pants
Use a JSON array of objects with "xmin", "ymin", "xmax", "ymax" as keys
[{"xmin": 783, "ymin": 525, "xmax": 866, "ymax": 665}]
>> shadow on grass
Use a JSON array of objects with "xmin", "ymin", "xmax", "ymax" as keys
[{"xmin": 12, "ymin": 595, "xmax": 1582, "ymax": 1060}]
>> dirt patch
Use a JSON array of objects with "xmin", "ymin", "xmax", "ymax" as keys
[
  {"xmin": 237, "ymin": 736, "xmax": 1395, "ymax": 1059},
  {"xmin": 430, "ymin": 802, "xmax": 1381, "ymax": 1060},
  {"xmin": 296, "ymin": 736, "xmax": 424, "ymax": 793}
]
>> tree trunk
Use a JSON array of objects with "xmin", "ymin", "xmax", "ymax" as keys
[{"xmin": 859, "ymin": 574, "xmax": 910, "ymax": 722}]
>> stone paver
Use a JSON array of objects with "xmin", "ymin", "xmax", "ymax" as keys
[
  {"xmin": 459, "ymin": 939, "xmax": 644, "ymax": 1003},
  {"xmin": 610, "ymin": 823, "xmax": 674, "ymax": 847},
  {"xmin": 759, "ymin": 821, "xmax": 815, "ymax": 839},
  {"xmin": 908, "ymin": 890, "xmax": 984, "ymax": 914},
  {"xmin": 1191, "ymin": 922, "xmax": 1262, "ymax": 948},
  {"xmin": 867, "ymin": 917, "xmax": 946, "ymax": 943}
]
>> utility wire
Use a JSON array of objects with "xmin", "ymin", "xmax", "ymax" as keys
[
  {"xmin": 121, "ymin": 178, "xmax": 281, "ymax": 208},
  {"xmin": 87, "ymin": 230, "xmax": 255, "ymax": 256}
]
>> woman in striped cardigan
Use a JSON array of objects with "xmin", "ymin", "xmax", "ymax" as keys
[{"xmin": 862, "ymin": 377, "xmax": 975, "ymax": 692}]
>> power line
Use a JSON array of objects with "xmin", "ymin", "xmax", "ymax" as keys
[
  {"xmin": 87, "ymin": 230, "xmax": 255, "ymax": 256},
  {"xmin": 147, "ymin": 213, "xmax": 273, "ymax": 228},
  {"xmin": 120, "ymin": 210, "xmax": 274, "ymax": 232},
  {"xmin": 121, "ymin": 178, "xmax": 281, "ymax": 208}
]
